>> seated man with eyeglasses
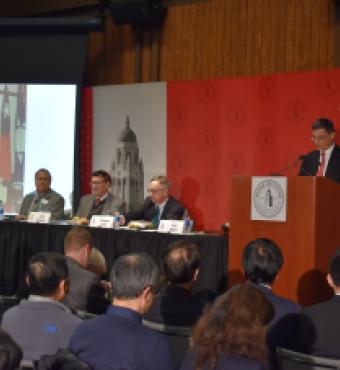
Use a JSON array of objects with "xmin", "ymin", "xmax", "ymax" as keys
[
  {"xmin": 299, "ymin": 117, "xmax": 340, "ymax": 183},
  {"xmin": 69, "ymin": 253, "xmax": 175, "ymax": 370},
  {"xmin": 75, "ymin": 170, "xmax": 125, "ymax": 222},
  {"xmin": 124, "ymin": 175, "xmax": 185, "ymax": 226}
]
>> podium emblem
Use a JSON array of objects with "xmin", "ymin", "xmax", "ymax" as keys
[{"xmin": 251, "ymin": 177, "xmax": 287, "ymax": 221}]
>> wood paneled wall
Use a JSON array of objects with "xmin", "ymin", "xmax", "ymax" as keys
[
  {"xmin": 84, "ymin": 0, "xmax": 335, "ymax": 85},
  {"xmin": 0, "ymin": 0, "xmax": 335, "ymax": 83}
]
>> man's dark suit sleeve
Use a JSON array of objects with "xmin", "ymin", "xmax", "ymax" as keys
[
  {"xmin": 293, "ymin": 312, "xmax": 317, "ymax": 354},
  {"xmin": 124, "ymin": 198, "xmax": 152, "ymax": 223}
]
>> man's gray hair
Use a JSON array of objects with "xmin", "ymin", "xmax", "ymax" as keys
[
  {"xmin": 150, "ymin": 175, "xmax": 170, "ymax": 189},
  {"xmin": 110, "ymin": 253, "xmax": 159, "ymax": 299}
]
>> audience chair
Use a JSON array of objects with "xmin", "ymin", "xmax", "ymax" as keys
[
  {"xmin": 277, "ymin": 347, "xmax": 340, "ymax": 370},
  {"xmin": 20, "ymin": 359, "xmax": 36, "ymax": 369},
  {"xmin": 142, "ymin": 319, "xmax": 192, "ymax": 369},
  {"xmin": 75, "ymin": 310, "xmax": 97, "ymax": 320},
  {"xmin": 0, "ymin": 295, "xmax": 20, "ymax": 323}
]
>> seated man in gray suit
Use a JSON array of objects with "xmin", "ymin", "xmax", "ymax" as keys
[
  {"xmin": 75, "ymin": 170, "xmax": 124, "ymax": 221},
  {"xmin": 63, "ymin": 227, "xmax": 109, "ymax": 313},
  {"xmin": 17, "ymin": 168, "xmax": 64, "ymax": 220},
  {"xmin": 1, "ymin": 252, "xmax": 81, "ymax": 361}
]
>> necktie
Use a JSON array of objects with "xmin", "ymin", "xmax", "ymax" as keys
[
  {"xmin": 94, "ymin": 198, "xmax": 101, "ymax": 206},
  {"xmin": 152, "ymin": 206, "xmax": 160, "ymax": 227},
  {"xmin": 317, "ymin": 151, "xmax": 325, "ymax": 176}
]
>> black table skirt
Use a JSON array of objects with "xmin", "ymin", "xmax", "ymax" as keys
[{"xmin": 0, "ymin": 221, "xmax": 228, "ymax": 296}]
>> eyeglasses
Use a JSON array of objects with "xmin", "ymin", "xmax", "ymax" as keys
[
  {"xmin": 311, "ymin": 135, "xmax": 330, "ymax": 143},
  {"xmin": 90, "ymin": 181, "xmax": 105, "ymax": 186},
  {"xmin": 147, "ymin": 188, "xmax": 166, "ymax": 194}
]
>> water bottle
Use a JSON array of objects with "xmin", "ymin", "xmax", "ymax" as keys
[
  {"xmin": 182, "ymin": 209, "xmax": 191, "ymax": 234},
  {"xmin": 113, "ymin": 209, "xmax": 121, "ymax": 230},
  {"xmin": 0, "ymin": 200, "xmax": 4, "ymax": 221}
]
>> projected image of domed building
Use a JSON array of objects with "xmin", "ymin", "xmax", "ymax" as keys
[{"xmin": 111, "ymin": 116, "xmax": 144, "ymax": 211}]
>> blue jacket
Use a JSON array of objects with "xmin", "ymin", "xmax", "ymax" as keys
[{"xmin": 70, "ymin": 305, "xmax": 175, "ymax": 370}]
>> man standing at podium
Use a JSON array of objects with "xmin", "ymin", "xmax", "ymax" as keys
[{"xmin": 299, "ymin": 117, "xmax": 340, "ymax": 183}]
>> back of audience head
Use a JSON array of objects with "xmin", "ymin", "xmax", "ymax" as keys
[
  {"xmin": 64, "ymin": 227, "xmax": 93, "ymax": 269},
  {"xmin": 26, "ymin": 252, "xmax": 69, "ymax": 300},
  {"xmin": 0, "ymin": 330, "xmax": 22, "ymax": 370},
  {"xmin": 242, "ymin": 238, "xmax": 283, "ymax": 285},
  {"xmin": 88, "ymin": 248, "xmax": 107, "ymax": 277},
  {"xmin": 111, "ymin": 253, "xmax": 159, "ymax": 299},
  {"xmin": 192, "ymin": 283, "xmax": 274, "ymax": 369},
  {"xmin": 162, "ymin": 240, "xmax": 202, "ymax": 286},
  {"xmin": 327, "ymin": 251, "xmax": 340, "ymax": 291}
]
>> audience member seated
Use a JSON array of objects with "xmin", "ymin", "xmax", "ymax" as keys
[
  {"xmin": 75, "ymin": 170, "xmax": 125, "ymax": 222},
  {"xmin": 294, "ymin": 251, "xmax": 340, "ymax": 358},
  {"xmin": 145, "ymin": 239, "xmax": 214, "ymax": 326},
  {"xmin": 87, "ymin": 247, "xmax": 107, "ymax": 277},
  {"xmin": 242, "ymin": 237, "xmax": 301, "ymax": 355},
  {"xmin": 124, "ymin": 175, "xmax": 185, "ymax": 226},
  {"xmin": 16, "ymin": 168, "xmax": 64, "ymax": 220},
  {"xmin": 0, "ymin": 330, "xmax": 22, "ymax": 370},
  {"xmin": 63, "ymin": 227, "xmax": 109, "ymax": 313},
  {"xmin": 86, "ymin": 247, "xmax": 111, "ymax": 314},
  {"xmin": 242, "ymin": 238, "xmax": 301, "ymax": 324},
  {"xmin": 180, "ymin": 283, "xmax": 274, "ymax": 370},
  {"xmin": 1, "ymin": 252, "xmax": 81, "ymax": 361},
  {"xmin": 69, "ymin": 253, "xmax": 175, "ymax": 370}
]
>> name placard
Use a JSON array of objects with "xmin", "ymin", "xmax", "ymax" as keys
[
  {"xmin": 89, "ymin": 215, "xmax": 114, "ymax": 228},
  {"xmin": 28, "ymin": 211, "xmax": 51, "ymax": 224},
  {"xmin": 158, "ymin": 220, "xmax": 190, "ymax": 234}
]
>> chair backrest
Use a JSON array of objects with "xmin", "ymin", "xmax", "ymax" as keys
[
  {"xmin": 277, "ymin": 347, "xmax": 340, "ymax": 370},
  {"xmin": 0, "ymin": 295, "xmax": 20, "ymax": 324},
  {"xmin": 75, "ymin": 309, "xmax": 97, "ymax": 320},
  {"xmin": 20, "ymin": 359, "xmax": 36, "ymax": 369},
  {"xmin": 142, "ymin": 319, "xmax": 192, "ymax": 370}
]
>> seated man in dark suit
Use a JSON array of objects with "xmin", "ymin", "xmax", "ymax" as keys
[
  {"xmin": 17, "ymin": 168, "xmax": 64, "ymax": 220},
  {"xmin": 295, "ymin": 252, "xmax": 340, "ymax": 358},
  {"xmin": 242, "ymin": 238, "xmax": 301, "ymax": 355},
  {"xmin": 63, "ymin": 227, "xmax": 110, "ymax": 313},
  {"xmin": 145, "ymin": 239, "xmax": 214, "ymax": 326},
  {"xmin": 124, "ymin": 175, "xmax": 185, "ymax": 226},
  {"xmin": 1, "ymin": 252, "xmax": 81, "ymax": 361},
  {"xmin": 75, "ymin": 170, "xmax": 125, "ymax": 222},
  {"xmin": 299, "ymin": 117, "xmax": 340, "ymax": 183},
  {"xmin": 69, "ymin": 253, "xmax": 175, "ymax": 370}
]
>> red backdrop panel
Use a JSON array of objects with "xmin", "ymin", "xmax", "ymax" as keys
[
  {"xmin": 79, "ymin": 87, "xmax": 93, "ymax": 196},
  {"xmin": 167, "ymin": 69, "xmax": 340, "ymax": 231}
]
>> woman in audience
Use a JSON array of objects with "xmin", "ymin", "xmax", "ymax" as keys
[
  {"xmin": 0, "ymin": 330, "xmax": 22, "ymax": 370},
  {"xmin": 87, "ymin": 248, "xmax": 107, "ymax": 277},
  {"xmin": 180, "ymin": 283, "xmax": 274, "ymax": 370},
  {"xmin": 86, "ymin": 248, "xmax": 111, "ymax": 314}
]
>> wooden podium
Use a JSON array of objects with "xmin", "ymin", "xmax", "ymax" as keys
[{"xmin": 229, "ymin": 176, "xmax": 340, "ymax": 306}]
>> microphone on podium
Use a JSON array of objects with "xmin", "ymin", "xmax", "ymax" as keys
[{"xmin": 270, "ymin": 155, "xmax": 306, "ymax": 176}]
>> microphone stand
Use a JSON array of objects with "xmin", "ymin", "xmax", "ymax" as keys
[{"xmin": 270, "ymin": 156, "xmax": 304, "ymax": 176}]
